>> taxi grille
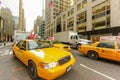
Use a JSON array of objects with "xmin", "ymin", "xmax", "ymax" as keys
[{"xmin": 58, "ymin": 56, "xmax": 71, "ymax": 65}]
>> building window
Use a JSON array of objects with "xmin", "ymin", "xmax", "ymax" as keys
[
  {"xmin": 67, "ymin": 18, "xmax": 74, "ymax": 31},
  {"xmin": 68, "ymin": 11, "xmax": 70, "ymax": 16},
  {"xmin": 92, "ymin": 0, "xmax": 110, "ymax": 29},
  {"xmin": 76, "ymin": 11, "xmax": 87, "ymax": 32},
  {"xmin": 71, "ymin": 8, "xmax": 74, "ymax": 15},
  {"xmin": 77, "ymin": 3, "xmax": 81, "ymax": 11},
  {"xmin": 82, "ymin": 0, "xmax": 87, "ymax": 7},
  {"xmin": 92, "ymin": 0, "xmax": 96, "ymax": 2}
]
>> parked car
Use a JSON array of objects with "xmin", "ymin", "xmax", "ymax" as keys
[
  {"xmin": 12, "ymin": 39, "xmax": 75, "ymax": 80},
  {"xmin": 78, "ymin": 41, "xmax": 120, "ymax": 62},
  {"xmin": 50, "ymin": 40, "xmax": 71, "ymax": 51}
]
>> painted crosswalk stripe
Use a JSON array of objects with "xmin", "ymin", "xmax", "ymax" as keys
[
  {"xmin": 9, "ymin": 51, "xmax": 13, "ymax": 55},
  {"xmin": 1, "ymin": 50, "xmax": 12, "ymax": 56}
]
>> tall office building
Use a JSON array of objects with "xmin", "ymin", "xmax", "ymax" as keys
[
  {"xmin": 45, "ymin": 0, "xmax": 120, "ymax": 42},
  {"xmin": 34, "ymin": 16, "xmax": 42, "ymax": 34},
  {"xmin": 45, "ymin": 0, "xmax": 73, "ymax": 37},
  {"xmin": 13, "ymin": 16, "xmax": 19, "ymax": 30},
  {"xmin": 19, "ymin": 0, "xmax": 25, "ymax": 31}
]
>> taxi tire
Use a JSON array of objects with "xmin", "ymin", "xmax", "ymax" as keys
[
  {"xmin": 28, "ymin": 61, "xmax": 39, "ymax": 80},
  {"xmin": 77, "ymin": 44, "xmax": 81, "ymax": 50},
  {"xmin": 87, "ymin": 51, "xmax": 98, "ymax": 60}
]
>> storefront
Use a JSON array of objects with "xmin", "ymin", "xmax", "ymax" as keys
[{"xmin": 78, "ymin": 26, "xmax": 120, "ymax": 43}]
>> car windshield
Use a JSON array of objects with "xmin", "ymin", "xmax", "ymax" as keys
[
  {"xmin": 78, "ymin": 35, "xmax": 86, "ymax": 39},
  {"xmin": 28, "ymin": 40, "xmax": 52, "ymax": 50}
]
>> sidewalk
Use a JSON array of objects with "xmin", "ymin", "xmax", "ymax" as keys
[{"xmin": 0, "ymin": 42, "xmax": 13, "ymax": 49}]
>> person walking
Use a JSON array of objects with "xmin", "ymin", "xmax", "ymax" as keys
[{"xmin": 3, "ymin": 40, "xmax": 6, "ymax": 46}]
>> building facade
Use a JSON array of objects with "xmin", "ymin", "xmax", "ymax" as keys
[
  {"xmin": 0, "ymin": 8, "xmax": 14, "ymax": 41},
  {"xmin": 38, "ymin": 21, "xmax": 45, "ymax": 39},
  {"xmin": 34, "ymin": 16, "xmax": 42, "ymax": 34},
  {"xmin": 45, "ymin": 0, "xmax": 120, "ymax": 41},
  {"xmin": 45, "ymin": 0, "xmax": 73, "ymax": 38},
  {"xmin": 13, "ymin": 16, "xmax": 19, "ymax": 30}
]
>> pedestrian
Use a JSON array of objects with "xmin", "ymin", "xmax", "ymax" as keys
[{"xmin": 3, "ymin": 40, "xmax": 6, "ymax": 46}]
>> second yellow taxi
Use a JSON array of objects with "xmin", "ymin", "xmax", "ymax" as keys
[
  {"xmin": 50, "ymin": 40, "xmax": 71, "ymax": 51},
  {"xmin": 79, "ymin": 41, "xmax": 120, "ymax": 62}
]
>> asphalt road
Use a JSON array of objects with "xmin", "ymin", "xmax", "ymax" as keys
[{"xmin": 0, "ymin": 46, "xmax": 120, "ymax": 80}]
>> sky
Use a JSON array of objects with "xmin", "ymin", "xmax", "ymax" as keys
[
  {"xmin": 1, "ymin": 0, "xmax": 44, "ymax": 32},
  {"xmin": 23, "ymin": 0, "xmax": 44, "ymax": 32}
]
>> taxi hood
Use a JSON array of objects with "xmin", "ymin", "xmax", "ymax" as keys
[
  {"xmin": 29, "ymin": 47, "xmax": 72, "ymax": 63},
  {"xmin": 54, "ymin": 43, "xmax": 67, "ymax": 47}
]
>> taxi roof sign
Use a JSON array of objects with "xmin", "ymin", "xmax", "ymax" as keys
[{"xmin": 100, "ymin": 36, "xmax": 120, "ymax": 41}]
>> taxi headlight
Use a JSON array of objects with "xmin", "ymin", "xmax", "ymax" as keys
[
  {"xmin": 39, "ymin": 62, "xmax": 58, "ymax": 69},
  {"xmin": 70, "ymin": 55, "xmax": 73, "ymax": 58}
]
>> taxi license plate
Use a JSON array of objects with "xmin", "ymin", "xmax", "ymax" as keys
[{"xmin": 66, "ymin": 65, "xmax": 72, "ymax": 72}]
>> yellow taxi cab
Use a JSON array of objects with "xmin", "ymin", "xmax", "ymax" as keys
[
  {"xmin": 78, "ymin": 41, "xmax": 120, "ymax": 62},
  {"xmin": 50, "ymin": 40, "xmax": 71, "ymax": 51},
  {"xmin": 12, "ymin": 39, "xmax": 75, "ymax": 80}
]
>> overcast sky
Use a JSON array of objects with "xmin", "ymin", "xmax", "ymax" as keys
[
  {"xmin": 23, "ymin": 0, "xmax": 44, "ymax": 32},
  {"xmin": 1, "ymin": 0, "xmax": 44, "ymax": 32}
]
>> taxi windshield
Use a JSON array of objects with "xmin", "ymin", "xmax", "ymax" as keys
[{"xmin": 28, "ymin": 41, "xmax": 51, "ymax": 50}]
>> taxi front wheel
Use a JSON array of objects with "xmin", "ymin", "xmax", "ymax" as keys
[
  {"xmin": 88, "ymin": 51, "xmax": 98, "ymax": 60},
  {"xmin": 28, "ymin": 61, "xmax": 39, "ymax": 80}
]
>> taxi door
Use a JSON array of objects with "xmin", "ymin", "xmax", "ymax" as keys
[
  {"xmin": 19, "ymin": 41, "xmax": 29, "ymax": 65},
  {"xmin": 14, "ymin": 41, "xmax": 24, "ymax": 60},
  {"xmin": 115, "ymin": 42, "xmax": 120, "ymax": 61},
  {"xmin": 97, "ymin": 42, "xmax": 117, "ymax": 60}
]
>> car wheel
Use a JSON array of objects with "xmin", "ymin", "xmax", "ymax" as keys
[
  {"xmin": 88, "ymin": 51, "xmax": 98, "ymax": 60},
  {"xmin": 28, "ymin": 61, "xmax": 38, "ymax": 80},
  {"xmin": 76, "ymin": 44, "xmax": 81, "ymax": 50},
  {"xmin": 13, "ymin": 51, "xmax": 17, "ymax": 59}
]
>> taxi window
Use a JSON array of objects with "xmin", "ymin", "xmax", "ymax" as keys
[
  {"xmin": 117, "ymin": 42, "xmax": 120, "ymax": 49},
  {"xmin": 97, "ymin": 42, "xmax": 114, "ymax": 49},
  {"xmin": 28, "ymin": 41, "xmax": 51, "ymax": 50},
  {"xmin": 16, "ymin": 41, "xmax": 23, "ymax": 47},
  {"xmin": 22, "ymin": 41, "xmax": 26, "ymax": 50}
]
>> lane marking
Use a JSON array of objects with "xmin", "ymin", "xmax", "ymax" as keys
[{"xmin": 80, "ymin": 64, "xmax": 116, "ymax": 80}]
